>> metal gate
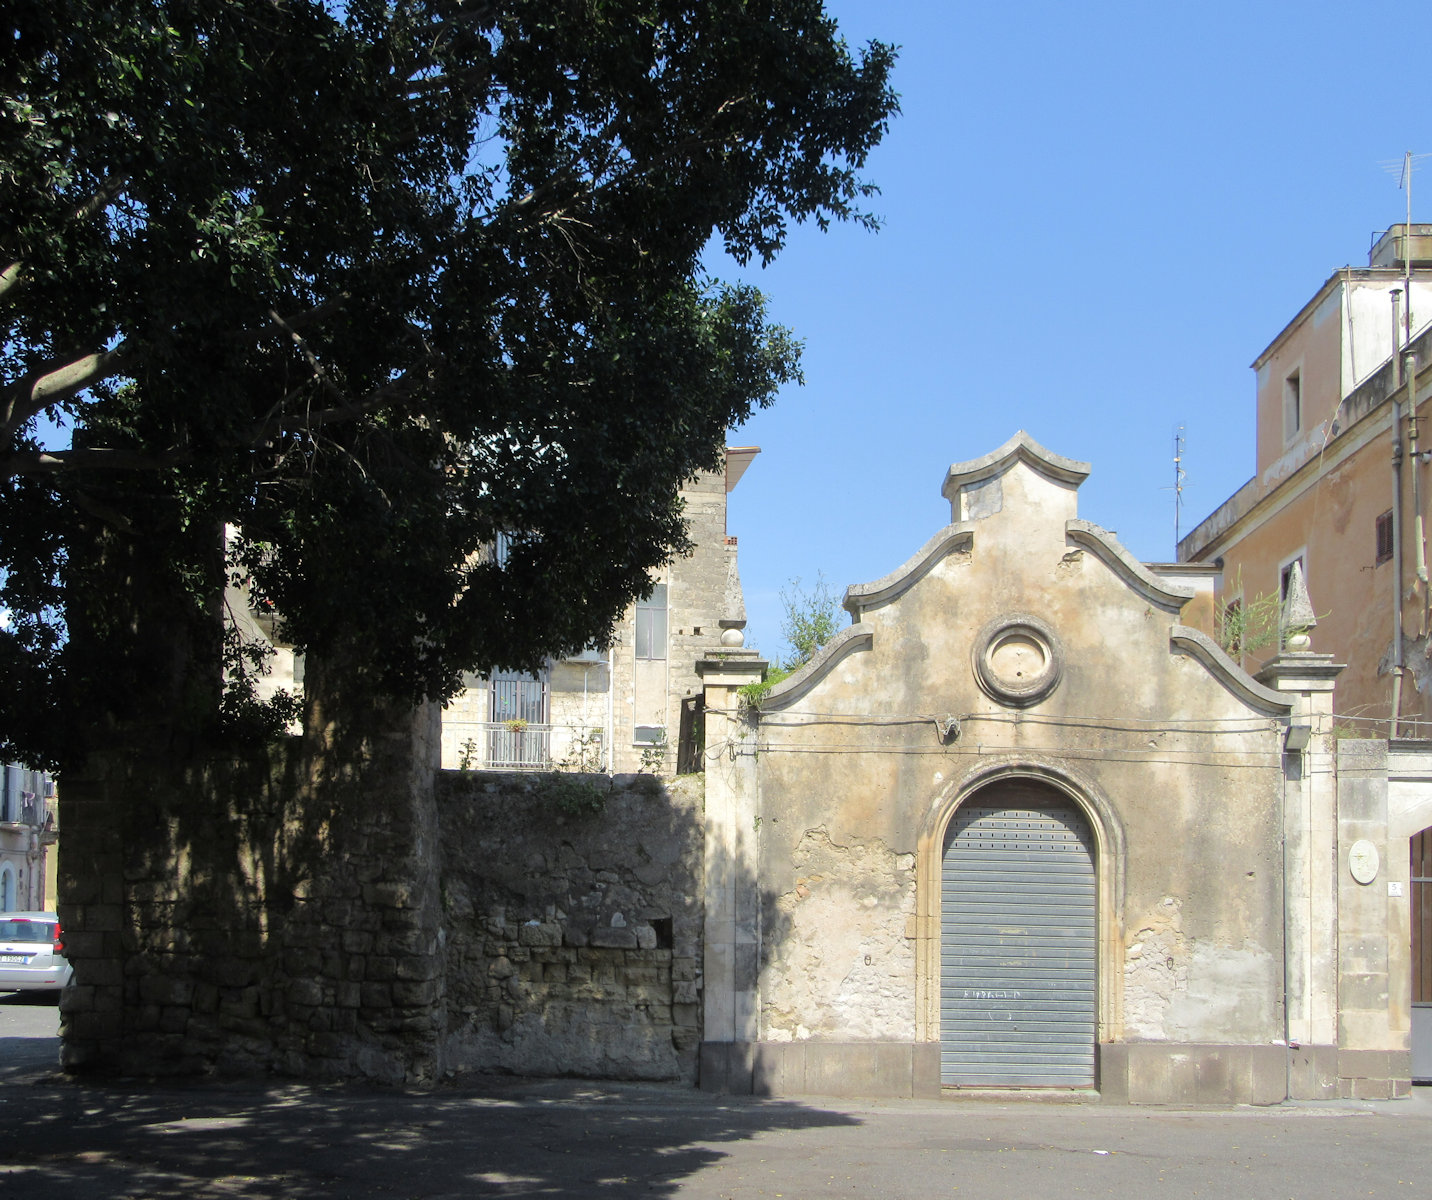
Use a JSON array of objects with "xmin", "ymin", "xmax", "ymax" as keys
[
  {"xmin": 940, "ymin": 785, "xmax": 1096, "ymax": 1087},
  {"xmin": 1413, "ymin": 827, "xmax": 1432, "ymax": 1083}
]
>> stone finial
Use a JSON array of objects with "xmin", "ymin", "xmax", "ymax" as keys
[
  {"xmin": 1281, "ymin": 560, "xmax": 1316, "ymax": 651},
  {"xmin": 719, "ymin": 537, "xmax": 747, "ymax": 646}
]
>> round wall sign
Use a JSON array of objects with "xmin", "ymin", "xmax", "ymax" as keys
[{"xmin": 1348, "ymin": 839, "xmax": 1379, "ymax": 885}]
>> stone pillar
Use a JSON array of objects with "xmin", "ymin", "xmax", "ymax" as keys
[
  {"xmin": 695, "ymin": 648, "xmax": 766, "ymax": 1092},
  {"xmin": 1256, "ymin": 650, "xmax": 1342, "ymax": 1097},
  {"xmin": 1332, "ymin": 740, "xmax": 1409, "ymax": 1098}
]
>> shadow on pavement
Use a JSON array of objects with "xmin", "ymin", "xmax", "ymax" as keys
[{"xmin": 0, "ymin": 1073, "xmax": 861, "ymax": 1198}]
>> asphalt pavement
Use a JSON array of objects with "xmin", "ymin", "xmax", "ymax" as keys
[{"xmin": 1, "ymin": 994, "xmax": 1428, "ymax": 1199}]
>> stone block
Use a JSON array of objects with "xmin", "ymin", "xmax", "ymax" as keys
[
  {"xmin": 803, "ymin": 1042, "xmax": 915, "ymax": 1100},
  {"xmin": 699, "ymin": 1041, "xmax": 754, "ymax": 1094},
  {"xmin": 591, "ymin": 928, "xmax": 639, "ymax": 949},
  {"xmin": 210, "ymin": 958, "xmax": 257, "ymax": 989},
  {"xmin": 364, "ymin": 881, "xmax": 417, "ymax": 909},
  {"xmin": 1286, "ymin": 1045, "xmax": 1339, "ymax": 1100},
  {"xmin": 287, "ymin": 979, "xmax": 324, "ymax": 1008},
  {"xmin": 1346, "ymin": 1075, "xmax": 1394, "ymax": 1100},
  {"xmin": 218, "ymin": 989, "xmax": 259, "ymax": 1020},
  {"xmin": 366, "ymin": 956, "xmax": 398, "ymax": 982},
  {"xmin": 341, "ymin": 930, "xmax": 374, "ymax": 955},
  {"xmin": 360, "ymin": 982, "xmax": 393, "ymax": 1008},
  {"xmin": 139, "ymin": 975, "xmax": 193, "ymax": 1007},
  {"xmin": 59, "ymin": 985, "xmax": 96, "ymax": 1015},
  {"xmin": 1339, "ymin": 973, "xmax": 1391, "ymax": 1010},
  {"xmin": 1118, "ymin": 1043, "xmax": 1286, "ymax": 1105},
  {"xmin": 393, "ymin": 979, "xmax": 440, "ymax": 1007},
  {"xmin": 1338, "ymin": 1049, "xmax": 1393, "ymax": 1079},
  {"xmin": 307, "ymin": 1031, "xmax": 344, "ymax": 1058},
  {"xmin": 82, "ymin": 904, "xmax": 124, "ymax": 934},
  {"xmin": 67, "ymin": 1010, "xmax": 120, "ymax": 1040},
  {"xmin": 91, "ymin": 987, "xmax": 124, "ymax": 1014},
  {"xmin": 394, "ymin": 956, "xmax": 438, "ymax": 982},
  {"xmin": 519, "ymin": 922, "xmax": 563, "ymax": 948},
  {"xmin": 82, "ymin": 957, "xmax": 124, "ymax": 987}
]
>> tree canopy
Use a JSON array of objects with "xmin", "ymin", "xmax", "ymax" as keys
[{"xmin": 0, "ymin": 0, "xmax": 897, "ymax": 767}]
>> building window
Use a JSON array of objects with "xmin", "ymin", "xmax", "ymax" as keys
[
  {"xmin": 1283, "ymin": 371, "xmax": 1302, "ymax": 442},
  {"xmin": 1376, "ymin": 510, "xmax": 1394, "ymax": 565},
  {"xmin": 635, "ymin": 583, "xmax": 668, "ymax": 660},
  {"xmin": 487, "ymin": 671, "xmax": 549, "ymax": 768}
]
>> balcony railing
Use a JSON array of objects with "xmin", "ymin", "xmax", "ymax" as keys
[{"xmin": 448, "ymin": 722, "xmax": 608, "ymax": 772}]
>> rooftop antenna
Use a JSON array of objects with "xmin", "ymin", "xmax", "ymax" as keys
[
  {"xmin": 1380, "ymin": 152, "xmax": 1429, "ymax": 347},
  {"xmin": 1172, "ymin": 425, "xmax": 1186, "ymax": 551},
  {"xmin": 1399, "ymin": 151, "xmax": 1416, "ymax": 347}
]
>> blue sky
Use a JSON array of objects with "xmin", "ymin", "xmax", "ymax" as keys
[{"xmin": 716, "ymin": 0, "xmax": 1426, "ymax": 661}]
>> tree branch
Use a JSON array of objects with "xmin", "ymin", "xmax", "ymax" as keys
[
  {"xmin": 3, "ymin": 346, "xmax": 130, "ymax": 437},
  {"xmin": 1, "ymin": 445, "xmax": 186, "ymax": 478}
]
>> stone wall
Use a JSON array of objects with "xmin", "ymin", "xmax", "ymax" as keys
[
  {"xmin": 59, "ymin": 699, "xmax": 449, "ymax": 1084},
  {"xmin": 437, "ymin": 771, "xmax": 704, "ymax": 1082}
]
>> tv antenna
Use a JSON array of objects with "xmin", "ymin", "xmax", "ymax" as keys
[
  {"xmin": 1380, "ymin": 150, "xmax": 1429, "ymax": 345},
  {"xmin": 1171, "ymin": 425, "xmax": 1186, "ymax": 552}
]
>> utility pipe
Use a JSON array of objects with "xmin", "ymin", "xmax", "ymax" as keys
[{"xmin": 1391, "ymin": 290, "xmax": 1406, "ymax": 738}]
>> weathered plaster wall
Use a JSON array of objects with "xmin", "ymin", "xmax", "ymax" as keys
[
  {"xmin": 437, "ymin": 771, "xmax": 705, "ymax": 1081},
  {"xmin": 760, "ymin": 826, "xmax": 916, "ymax": 1043}
]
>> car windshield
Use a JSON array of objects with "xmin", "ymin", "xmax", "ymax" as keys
[{"xmin": 0, "ymin": 920, "xmax": 54, "ymax": 942}]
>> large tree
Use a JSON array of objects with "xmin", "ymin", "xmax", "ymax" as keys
[{"xmin": 1, "ymin": 0, "xmax": 897, "ymax": 768}]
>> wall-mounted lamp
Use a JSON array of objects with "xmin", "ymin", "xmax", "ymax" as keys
[{"xmin": 1284, "ymin": 721, "xmax": 1313, "ymax": 752}]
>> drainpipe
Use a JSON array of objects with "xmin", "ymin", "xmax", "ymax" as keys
[
  {"xmin": 1410, "ymin": 345, "xmax": 1428, "ymax": 642},
  {"xmin": 1391, "ymin": 289, "xmax": 1406, "ymax": 738}
]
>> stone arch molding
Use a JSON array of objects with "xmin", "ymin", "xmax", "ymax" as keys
[{"xmin": 913, "ymin": 755, "xmax": 1126, "ymax": 1049}]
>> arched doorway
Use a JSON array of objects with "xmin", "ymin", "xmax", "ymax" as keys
[{"xmin": 940, "ymin": 778, "xmax": 1096, "ymax": 1087}]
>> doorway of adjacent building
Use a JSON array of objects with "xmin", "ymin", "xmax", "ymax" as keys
[
  {"xmin": 940, "ymin": 780, "xmax": 1096, "ymax": 1087},
  {"xmin": 1414, "ymin": 827, "xmax": 1432, "ymax": 1083}
]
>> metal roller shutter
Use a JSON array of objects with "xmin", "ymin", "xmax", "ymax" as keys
[{"xmin": 940, "ymin": 789, "xmax": 1096, "ymax": 1087}]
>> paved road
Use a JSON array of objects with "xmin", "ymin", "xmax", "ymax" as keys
[{"xmin": 0, "ymin": 999, "xmax": 1427, "ymax": 1199}]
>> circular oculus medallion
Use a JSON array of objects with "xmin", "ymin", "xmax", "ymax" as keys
[{"xmin": 973, "ymin": 614, "xmax": 1063, "ymax": 707}]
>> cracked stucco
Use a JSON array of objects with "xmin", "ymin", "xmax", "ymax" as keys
[{"xmin": 760, "ymin": 826, "xmax": 916, "ymax": 1042}]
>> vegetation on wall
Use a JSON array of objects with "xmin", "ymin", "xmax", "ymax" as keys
[{"xmin": 740, "ymin": 572, "xmax": 845, "ymax": 708}]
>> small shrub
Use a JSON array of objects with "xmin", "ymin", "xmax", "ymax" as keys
[{"xmin": 542, "ymin": 772, "xmax": 607, "ymax": 817}]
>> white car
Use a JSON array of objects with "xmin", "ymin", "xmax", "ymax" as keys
[{"xmin": 0, "ymin": 911, "xmax": 73, "ymax": 995}]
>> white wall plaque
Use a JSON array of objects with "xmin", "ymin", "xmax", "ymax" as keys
[{"xmin": 1348, "ymin": 839, "xmax": 1379, "ymax": 885}]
